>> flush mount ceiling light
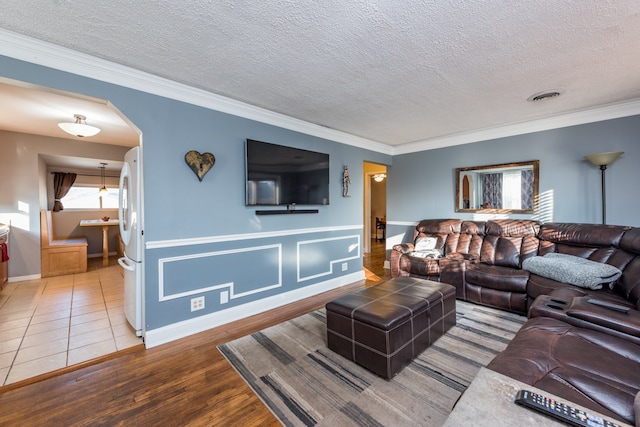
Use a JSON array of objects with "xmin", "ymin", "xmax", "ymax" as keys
[
  {"xmin": 373, "ymin": 174, "xmax": 386, "ymax": 182},
  {"xmin": 527, "ymin": 90, "xmax": 561, "ymax": 102},
  {"xmin": 58, "ymin": 114, "xmax": 101, "ymax": 138}
]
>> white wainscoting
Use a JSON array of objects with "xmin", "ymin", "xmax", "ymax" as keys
[
  {"xmin": 157, "ymin": 244, "xmax": 282, "ymax": 302},
  {"xmin": 144, "ymin": 270, "xmax": 364, "ymax": 348}
]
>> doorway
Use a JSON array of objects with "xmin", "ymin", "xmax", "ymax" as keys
[
  {"xmin": 363, "ymin": 162, "xmax": 387, "ymax": 254},
  {"xmin": 0, "ymin": 77, "xmax": 143, "ymax": 385}
]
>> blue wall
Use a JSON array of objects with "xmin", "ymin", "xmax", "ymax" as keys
[
  {"xmin": 387, "ymin": 116, "xmax": 640, "ymax": 245},
  {"xmin": 0, "ymin": 55, "xmax": 391, "ymax": 341}
]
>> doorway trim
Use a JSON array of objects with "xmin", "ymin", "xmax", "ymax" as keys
[{"xmin": 363, "ymin": 162, "xmax": 387, "ymax": 254}]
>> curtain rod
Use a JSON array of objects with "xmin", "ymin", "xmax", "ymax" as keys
[{"xmin": 50, "ymin": 172, "xmax": 120, "ymax": 178}]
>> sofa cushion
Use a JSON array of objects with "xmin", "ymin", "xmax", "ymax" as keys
[
  {"xmin": 538, "ymin": 223, "xmax": 630, "ymax": 247},
  {"xmin": 399, "ymin": 254, "xmax": 440, "ymax": 277},
  {"xmin": 454, "ymin": 221, "xmax": 486, "ymax": 258},
  {"xmin": 480, "ymin": 220, "xmax": 540, "ymax": 268},
  {"xmin": 465, "ymin": 263, "xmax": 529, "ymax": 293},
  {"xmin": 620, "ymin": 227, "xmax": 640, "ymax": 254},
  {"xmin": 616, "ymin": 257, "xmax": 640, "ymax": 309},
  {"xmin": 480, "ymin": 235, "xmax": 526, "ymax": 268},
  {"xmin": 485, "ymin": 219, "xmax": 540, "ymax": 237},
  {"xmin": 487, "ymin": 316, "xmax": 640, "ymax": 425}
]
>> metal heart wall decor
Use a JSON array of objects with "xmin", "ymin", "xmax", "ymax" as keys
[{"xmin": 185, "ymin": 150, "xmax": 216, "ymax": 182}]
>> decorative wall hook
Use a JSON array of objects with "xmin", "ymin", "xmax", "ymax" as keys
[{"xmin": 185, "ymin": 150, "xmax": 216, "ymax": 181}]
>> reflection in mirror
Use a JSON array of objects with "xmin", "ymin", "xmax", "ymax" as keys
[{"xmin": 455, "ymin": 160, "xmax": 539, "ymax": 213}]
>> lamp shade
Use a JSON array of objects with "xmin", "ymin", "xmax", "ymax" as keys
[
  {"xmin": 58, "ymin": 114, "xmax": 101, "ymax": 138},
  {"xmin": 584, "ymin": 151, "xmax": 624, "ymax": 167}
]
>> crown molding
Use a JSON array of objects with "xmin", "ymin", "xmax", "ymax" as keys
[
  {"xmin": 392, "ymin": 98, "xmax": 640, "ymax": 155},
  {"xmin": 0, "ymin": 28, "xmax": 393, "ymax": 155},
  {"xmin": 1, "ymin": 28, "xmax": 639, "ymax": 157}
]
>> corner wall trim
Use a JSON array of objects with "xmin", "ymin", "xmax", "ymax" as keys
[{"xmin": 145, "ymin": 224, "xmax": 362, "ymax": 250}]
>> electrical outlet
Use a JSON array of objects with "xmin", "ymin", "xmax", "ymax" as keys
[
  {"xmin": 220, "ymin": 291, "xmax": 229, "ymax": 304},
  {"xmin": 342, "ymin": 262, "xmax": 348, "ymax": 271},
  {"xmin": 191, "ymin": 296, "xmax": 205, "ymax": 312}
]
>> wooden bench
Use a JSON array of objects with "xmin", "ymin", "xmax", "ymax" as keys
[{"xmin": 40, "ymin": 210, "xmax": 88, "ymax": 277}]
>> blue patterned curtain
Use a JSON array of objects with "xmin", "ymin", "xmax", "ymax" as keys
[
  {"xmin": 482, "ymin": 173, "xmax": 502, "ymax": 208},
  {"xmin": 521, "ymin": 169, "xmax": 534, "ymax": 210}
]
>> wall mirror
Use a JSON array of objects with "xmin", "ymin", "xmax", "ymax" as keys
[{"xmin": 455, "ymin": 160, "xmax": 539, "ymax": 213}]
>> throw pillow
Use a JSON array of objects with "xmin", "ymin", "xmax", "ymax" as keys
[
  {"xmin": 410, "ymin": 249, "xmax": 443, "ymax": 259},
  {"xmin": 414, "ymin": 237, "xmax": 438, "ymax": 252}
]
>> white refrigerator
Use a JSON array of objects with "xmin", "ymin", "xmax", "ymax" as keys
[{"xmin": 118, "ymin": 146, "xmax": 143, "ymax": 336}]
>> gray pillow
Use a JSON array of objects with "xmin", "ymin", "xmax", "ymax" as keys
[{"xmin": 522, "ymin": 253, "xmax": 622, "ymax": 290}]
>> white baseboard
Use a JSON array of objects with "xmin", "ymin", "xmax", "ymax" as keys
[
  {"xmin": 144, "ymin": 270, "xmax": 365, "ymax": 348},
  {"xmin": 9, "ymin": 273, "xmax": 41, "ymax": 283}
]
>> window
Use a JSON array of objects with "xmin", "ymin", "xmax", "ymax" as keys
[{"xmin": 61, "ymin": 186, "xmax": 119, "ymax": 209}]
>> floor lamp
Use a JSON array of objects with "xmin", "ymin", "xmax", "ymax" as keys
[{"xmin": 583, "ymin": 151, "xmax": 624, "ymax": 225}]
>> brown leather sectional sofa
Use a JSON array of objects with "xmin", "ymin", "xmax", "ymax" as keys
[{"xmin": 390, "ymin": 219, "xmax": 640, "ymax": 424}]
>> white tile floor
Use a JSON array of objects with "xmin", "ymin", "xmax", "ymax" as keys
[{"xmin": 0, "ymin": 257, "xmax": 142, "ymax": 386}]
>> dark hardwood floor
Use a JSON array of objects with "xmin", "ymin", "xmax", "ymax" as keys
[
  {"xmin": 0, "ymin": 240, "xmax": 389, "ymax": 426},
  {"xmin": 364, "ymin": 238, "xmax": 390, "ymax": 279}
]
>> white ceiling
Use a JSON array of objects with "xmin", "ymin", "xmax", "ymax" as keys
[{"xmin": 0, "ymin": 1, "xmax": 639, "ymax": 150}]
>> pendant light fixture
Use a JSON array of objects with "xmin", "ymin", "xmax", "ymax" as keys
[
  {"xmin": 99, "ymin": 163, "xmax": 108, "ymax": 194},
  {"xmin": 58, "ymin": 114, "xmax": 101, "ymax": 138}
]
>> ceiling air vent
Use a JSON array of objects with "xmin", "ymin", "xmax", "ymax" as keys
[{"xmin": 528, "ymin": 90, "xmax": 561, "ymax": 102}]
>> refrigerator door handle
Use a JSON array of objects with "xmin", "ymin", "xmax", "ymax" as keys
[
  {"xmin": 118, "ymin": 256, "xmax": 136, "ymax": 271},
  {"xmin": 118, "ymin": 161, "xmax": 132, "ymax": 245}
]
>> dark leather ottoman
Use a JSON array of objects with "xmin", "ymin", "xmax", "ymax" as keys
[{"xmin": 325, "ymin": 277, "xmax": 456, "ymax": 379}]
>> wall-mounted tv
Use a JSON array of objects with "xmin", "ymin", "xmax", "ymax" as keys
[{"xmin": 245, "ymin": 139, "xmax": 330, "ymax": 206}]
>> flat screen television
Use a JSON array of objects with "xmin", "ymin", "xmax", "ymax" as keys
[{"xmin": 245, "ymin": 139, "xmax": 330, "ymax": 206}]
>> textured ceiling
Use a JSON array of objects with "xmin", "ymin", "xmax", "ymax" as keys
[{"xmin": 1, "ymin": 1, "xmax": 639, "ymax": 147}]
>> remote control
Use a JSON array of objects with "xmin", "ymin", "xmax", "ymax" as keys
[
  {"xmin": 514, "ymin": 390, "xmax": 622, "ymax": 426},
  {"xmin": 586, "ymin": 298, "xmax": 630, "ymax": 313}
]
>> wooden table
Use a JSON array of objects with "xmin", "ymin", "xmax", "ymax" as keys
[{"xmin": 80, "ymin": 219, "xmax": 120, "ymax": 267}]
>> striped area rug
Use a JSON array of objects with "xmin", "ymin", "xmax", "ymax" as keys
[{"xmin": 218, "ymin": 301, "xmax": 525, "ymax": 427}]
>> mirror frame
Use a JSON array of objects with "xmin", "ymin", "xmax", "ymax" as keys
[{"xmin": 455, "ymin": 160, "xmax": 539, "ymax": 213}]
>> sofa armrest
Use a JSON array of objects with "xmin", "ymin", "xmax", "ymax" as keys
[
  {"xmin": 566, "ymin": 297, "xmax": 640, "ymax": 338},
  {"xmin": 390, "ymin": 244, "xmax": 414, "ymax": 278},
  {"xmin": 446, "ymin": 252, "xmax": 478, "ymax": 263},
  {"xmin": 391, "ymin": 243, "xmax": 414, "ymax": 254}
]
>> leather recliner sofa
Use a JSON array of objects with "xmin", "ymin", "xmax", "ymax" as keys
[
  {"xmin": 390, "ymin": 219, "xmax": 640, "ymax": 314},
  {"xmin": 390, "ymin": 219, "xmax": 640, "ymax": 424}
]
